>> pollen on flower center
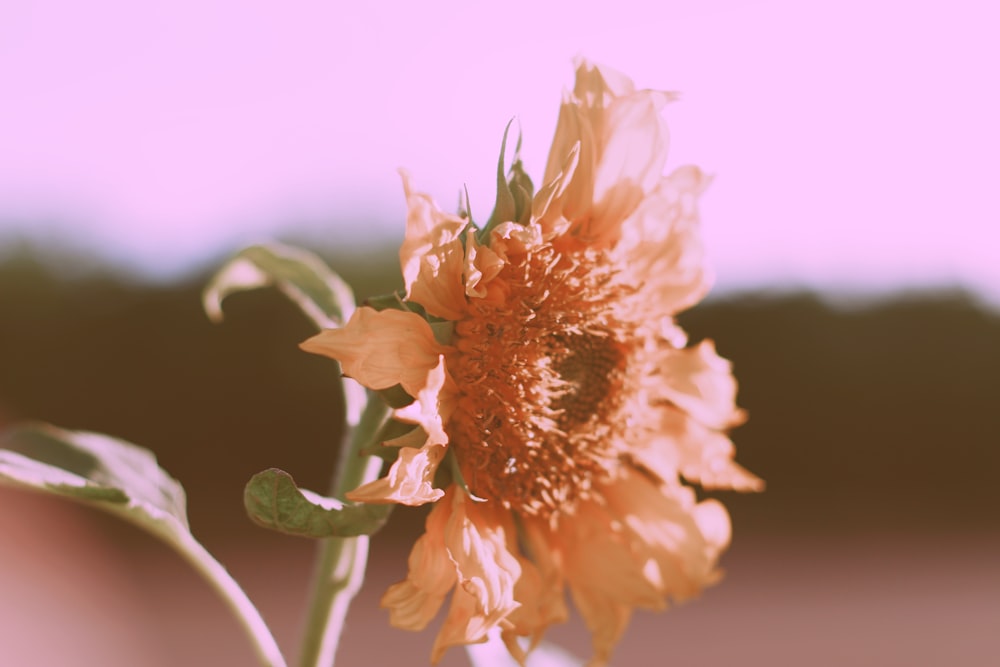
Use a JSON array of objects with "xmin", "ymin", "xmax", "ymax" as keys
[
  {"xmin": 551, "ymin": 333, "xmax": 625, "ymax": 430},
  {"xmin": 447, "ymin": 245, "xmax": 630, "ymax": 519}
]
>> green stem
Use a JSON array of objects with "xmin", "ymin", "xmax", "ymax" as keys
[
  {"xmin": 165, "ymin": 527, "xmax": 289, "ymax": 667},
  {"xmin": 297, "ymin": 391, "xmax": 389, "ymax": 667}
]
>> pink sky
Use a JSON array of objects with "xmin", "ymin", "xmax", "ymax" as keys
[{"xmin": 1, "ymin": 0, "xmax": 997, "ymax": 299}]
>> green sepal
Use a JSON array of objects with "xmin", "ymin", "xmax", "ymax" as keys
[
  {"xmin": 429, "ymin": 320, "xmax": 455, "ymax": 345},
  {"xmin": 377, "ymin": 384, "xmax": 415, "ymax": 408},
  {"xmin": 244, "ymin": 468, "xmax": 393, "ymax": 539},
  {"xmin": 479, "ymin": 120, "xmax": 518, "ymax": 242},
  {"xmin": 359, "ymin": 419, "xmax": 422, "ymax": 459},
  {"xmin": 204, "ymin": 242, "xmax": 355, "ymax": 331},
  {"xmin": 508, "ymin": 157, "xmax": 535, "ymax": 226},
  {"xmin": 478, "ymin": 120, "xmax": 536, "ymax": 246},
  {"xmin": 457, "ymin": 184, "xmax": 477, "ymax": 229},
  {"xmin": 363, "ymin": 290, "xmax": 409, "ymax": 312}
]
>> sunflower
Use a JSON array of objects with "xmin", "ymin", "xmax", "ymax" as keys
[{"xmin": 301, "ymin": 60, "xmax": 762, "ymax": 666}]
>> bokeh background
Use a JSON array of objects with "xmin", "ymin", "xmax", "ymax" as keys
[{"xmin": 1, "ymin": 1, "xmax": 998, "ymax": 665}]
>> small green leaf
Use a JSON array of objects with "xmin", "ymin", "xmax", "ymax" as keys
[
  {"xmin": 204, "ymin": 242, "xmax": 355, "ymax": 331},
  {"xmin": 508, "ymin": 159, "xmax": 535, "ymax": 225},
  {"xmin": 0, "ymin": 423, "xmax": 287, "ymax": 667},
  {"xmin": 363, "ymin": 290, "xmax": 409, "ymax": 312},
  {"xmin": 377, "ymin": 383, "xmax": 415, "ymax": 409},
  {"xmin": 244, "ymin": 468, "xmax": 392, "ymax": 539}
]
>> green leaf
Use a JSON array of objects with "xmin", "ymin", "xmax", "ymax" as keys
[
  {"xmin": 244, "ymin": 468, "xmax": 392, "ymax": 539},
  {"xmin": 0, "ymin": 423, "xmax": 287, "ymax": 667},
  {"xmin": 203, "ymin": 242, "xmax": 356, "ymax": 331},
  {"xmin": 0, "ymin": 423, "xmax": 187, "ymax": 524},
  {"xmin": 363, "ymin": 290, "xmax": 409, "ymax": 312},
  {"xmin": 508, "ymin": 158, "xmax": 535, "ymax": 225},
  {"xmin": 479, "ymin": 119, "xmax": 519, "ymax": 242}
]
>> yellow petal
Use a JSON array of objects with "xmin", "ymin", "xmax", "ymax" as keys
[
  {"xmin": 614, "ymin": 166, "xmax": 713, "ymax": 317},
  {"xmin": 502, "ymin": 517, "xmax": 569, "ymax": 653},
  {"xmin": 590, "ymin": 89, "xmax": 674, "ymax": 225},
  {"xmin": 300, "ymin": 306, "xmax": 443, "ymax": 397},
  {"xmin": 553, "ymin": 500, "xmax": 662, "ymax": 665},
  {"xmin": 399, "ymin": 171, "xmax": 468, "ymax": 320},
  {"xmin": 659, "ymin": 340, "xmax": 746, "ymax": 430},
  {"xmin": 345, "ymin": 443, "xmax": 445, "ymax": 506},
  {"xmin": 542, "ymin": 100, "xmax": 595, "ymax": 225},
  {"xmin": 392, "ymin": 356, "xmax": 454, "ymax": 448},
  {"xmin": 430, "ymin": 491, "xmax": 522, "ymax": 663},
  {"xmin": 463, "ymin": 231, "xmax": 506, "ymax": 303},
  {"xmin": 601, "ymin": 470, "xmax": 729, "ymax": 602},
  {"xmin": 382, "ymin": 496, "xmax": 456, "ymax": 630},
  {"xmin": 643, "ymin": 406, "xmax": 764, "ymax": 492},
  {"xmin": 488, "ymin": 220, "xmax": 545, "ymax": 260},
  {"xmin": 539, "ymin": 59, "xmax": 680, "ymax": 250}
]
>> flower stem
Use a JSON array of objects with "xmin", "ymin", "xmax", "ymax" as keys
[{"xmin": 297, "ymin": 392, "xmax": 389, "ymax": 667}]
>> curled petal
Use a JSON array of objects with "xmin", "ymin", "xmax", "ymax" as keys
[
  {"xmin": 399, "ymin": 171, "xmax": 468, "ymax": 320},
  {"xmin": 533, "ymin": 140, "xmax": 580, "ymax": 229},
  {"xmin": 393, "ymin": 356, "xmax": 454, "ymax": 448},
  {"xmin": 615, "ymin": 166, "xmax": 712, "ymax": 317},
  {"xmin": 464, "ymin": 231, "xmax": 506, "ymax": 303},
  {"xmin": 660, "ymin": 340, "xmax": 746, "ymax": 430},
  {"xmin": 641, "ymin": 406, "xmax": 764, "ymax": 492},
  {"xmin": 539, "ymin": 59, "xmax": 680, "ymax": 250},
  {"xmin": 300, "ymin": 307, "xmax": 443, "ymax": 397},
  {"xmin": 542, "ymin": 100, "xmax": 596, "ymax": 226},
  {"xmin": 589, "ymin": 90, "xmax": 673, "ymax": 235},
  {"xmin": 602, "ymin": 471, "xmax": 730, "ymax": 603},
  {"xmin": 501, "ymin": 518, "xmax": 568, "ymax": 656},
  {"xmin": 382, "ymin": 497, "xmax": 456, "ymax": 630},
  {"xmin": 346, "ymin": 444, "xmax": 446, "ymax": 506},
  {"xmin": 488, "ymin": 221, "xmax": 545, "ymax": 261},
  {"xmin": 553, "ymin": 501, "xmax": 662, "ymax": 666},
  {"xmin": 431, "ymin": 491, "xmax": 522, "ymax": 663}
]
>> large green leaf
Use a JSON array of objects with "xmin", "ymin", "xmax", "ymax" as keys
[
  {"xmin": 244, "ymin": 468, "xmax": 392, "ymax": 539},
  {"xmin": 0, "ymin": 423, "xmax": 287, "ymax": 667},
  {"xmin": 203, "ymin": 242, "xmax": 356, "ymax": 330}
]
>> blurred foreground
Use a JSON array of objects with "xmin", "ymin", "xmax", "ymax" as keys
[{"xmin": 1, "ymin": 250, "xmax": 998, "ymax": 666}]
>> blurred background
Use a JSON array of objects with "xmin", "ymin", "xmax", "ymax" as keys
[{"xmin": 1, "ymin": 0, "xmax": 998, "ymax": 665}]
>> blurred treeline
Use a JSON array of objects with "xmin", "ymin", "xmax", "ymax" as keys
[{"xmin": 1, "ymin": 246, "xmax": 998, "ymax": 548}]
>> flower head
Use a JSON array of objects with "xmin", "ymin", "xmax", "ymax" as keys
[{"xmin": 301, "ymin": 59, "xmax": 762, "ymax": 666}]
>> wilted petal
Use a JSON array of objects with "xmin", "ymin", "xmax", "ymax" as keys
[
  {"xmin": 659, "ymin": 340, "xmax": 746, "ymax": 430},
  {"xmin": 615, "ymin": 166, "xmax": 712, "ymax": 316},
  {"xmin": 542, "ymin": 100, "xmax": 596, "ymax": 225},
  {"xmin": 399, "ymin": 171, "xmax": 469, "ymax": 320},
  {"xmin": 590, "ymin": 91, "xmax": 673, "ymax": 230},
  {"xmin": 554, "ymin": 500, "xmax": 663, "ymax": 665},
  {"xmin": 346, "ymin": 443, "xmax": 445, "ymax": 505},
  {"xmin": 502, "ymin": 517, "xmax": 569, "ymax": 654},
  {"xmin": 430, "ymin": 491, "xmax": 521, "ymax": 662},
  {"xmin": 602, "ymin": 471, "xmax": 729, "ymax": 603},
  {"xmin": 464, "ymin": 231, "xmax": 506, "ymax": 303},
  {"xmin": 393, "ymin": 356, "xmax": 454, "ymax": 448},
  {"xmin": 382, "ymin": 496, "xmax": 456, "ymax": 630},
  {"xmin": 300, "ymin": 307, "xmax": 443, "ymax": 397},
  {"xmin": 647, "ymin": 406, "xmax": 764, "ymax": 492},
  {"xmin": 488, "ymin": 221, "xmax": 545, "ymax": 260}
]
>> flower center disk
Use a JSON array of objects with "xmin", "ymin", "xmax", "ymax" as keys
[{"xmin": 447, "ymin": 245, "xmax": 629, "ymax": 519}]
